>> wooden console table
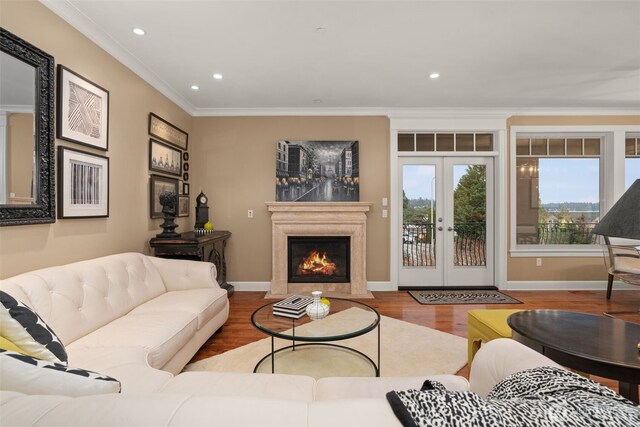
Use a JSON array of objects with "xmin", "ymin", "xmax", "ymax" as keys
[{"xmin": 150, "ymin": 231, "xmax": 233, "ymax": 295}]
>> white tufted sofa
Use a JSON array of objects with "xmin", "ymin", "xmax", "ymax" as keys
[
  {"xmin": 0, "ymin": 252, "xmax": 229, "ymax": 383},
  {"xmin": 0, "ymin": 254, "xmax": 564, "ymax": 426}
]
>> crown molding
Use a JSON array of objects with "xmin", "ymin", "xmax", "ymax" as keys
[
  {"xmin": 40, "ymin": 0, "xmax": 196, "ymax": 115},
  {"xmin": 194, "ymin": 107, "xmax": 640, "ymax": 118},
  {"xmin": 190, "ymin": 107, "xmax": 393, "ymax": 117}
]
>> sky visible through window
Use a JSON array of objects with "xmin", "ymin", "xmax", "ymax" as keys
[
  {"xmin": 626, "ymin": 158, "xmax": 640, "ymax": 189},
  {"xmin": 404, "ymin": 159, "xmax": 639, "ymax": 202},
  {"xmin": 403, "ymin": 165, "xmax": 435, "ymax": 200},
  {"xmin": 538, "ymin": 159, "xmax": 599, "ymax": 204},
  {"xmin": 402, "ymin": 164, "xmax": 471, "ymax": 200}
]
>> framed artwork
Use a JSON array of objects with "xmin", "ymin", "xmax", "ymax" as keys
[
  {"xmin": 182, "ymin": 182, "xmax": 190, "ymax": 195},
  {"xmin": 183, "ymin": 172, "xmax": 189, "ymax": 181},
  {"xmin": 275, "ymin": 140, "xmax": 360, "ymax": 202},
  {"xmin": 150, "ymin": 174, "xmax": 178, "ymax": 219},
  {"xmin": 58, "ymin": 146, "xmax": 109, "ymax": 218},
  {"xmin": 178, "ymin": 196, "xmax": 190, "ymax": 217},
  {"xmin": 148, "ymin": 113, "xmax": 188, "ymax": 150},
  {"xmin": 57, "ymin": 65, "xmax": 109, "ymax": 151},
  {"xmin": 183, "ymin": 163, "xmax": 189, "ymax": 172},
  {"xmin": 149, "ymin": 139, "xmax": 181, "ymax": 177},
  {"xmin": 183, "ymin": 152, "xmax": 189, "ymax": 161}
]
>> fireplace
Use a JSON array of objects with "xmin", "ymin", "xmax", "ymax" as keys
[
  {"xmin": 288, "ymin": 236, "xmax": 350, "ymax": 283},
  {"xmin": 266, "ymin": 202, "xmax": 373, "ymax": 298}
]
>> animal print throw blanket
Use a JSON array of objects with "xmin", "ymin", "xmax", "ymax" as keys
[{"xmin": 386, "ymin": 367, "xmax": 640, "ymax": 427}]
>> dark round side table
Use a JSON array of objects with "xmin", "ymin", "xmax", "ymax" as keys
[{"xmin": 507, "ymin": 310, "xmax": 640, "ymax": 403}]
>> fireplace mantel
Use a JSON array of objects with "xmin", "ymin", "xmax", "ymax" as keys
[{"xmin": 266, "ymin": 202, "xmax": 373, "ymax": 298}]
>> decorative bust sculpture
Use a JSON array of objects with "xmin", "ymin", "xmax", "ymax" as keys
[{"xmin": 156, "ymin": 192, "xmax": 181, "ymax": 238}]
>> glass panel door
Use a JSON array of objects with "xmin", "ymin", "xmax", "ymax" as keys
[
  {"xmin": 399, "ymin": 159, "xmax": 443, "ymax": 286},
  {"xmin": 446, "ymin": 158, "xmax": 494, "ymax": 286},
  {"xmin": 399, "ymin": 157, "xmax": 494, "ymax": 287}
]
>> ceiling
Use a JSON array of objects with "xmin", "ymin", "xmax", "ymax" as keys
[{"xmin": 42, "ymin": 0, "xmax": 640, "ymax": 116}]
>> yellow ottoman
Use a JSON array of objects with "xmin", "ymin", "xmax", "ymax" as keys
[{"xmin": 467, "ymin": 309, "xmax": 523, "ymax": 365}]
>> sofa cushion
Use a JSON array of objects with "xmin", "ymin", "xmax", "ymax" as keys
[
  {"xmin": 160, "ymin": 371, "xmax": 317, "ymax": 402},
  {"xmin": 0, "ymin": 291, "xmax": 67, "ymax": 364},
  {"xmin": 308, "ymin": 398, "xmax": 402, "ymax": 427},
  {"xmin": 67, "ymin": 346, "xmax": 173, "ymax": 393},
  {"xmin": 129, "ymin": 288, "xmax": 227, "ymax": 330},
  {"xmin": 0, "ymin": 253, "xmax": 169, "ymax": 346},
  {"xmin": 0, "ymin": 392, "xmax": 310, "ymax": 427},
  {"xmin": 314, "ymin": 374, "xmax": 470, "ymax": 401},
  {"xmin": 67, "ymin": 311, "xmax": 197, "ymax": 369},
  {"xmin": 0, "ymin": 350, "xmax": 121, "ymax": 396},
  {"xmin": 0, "ymin": 391, "xmax": 71, "ymax": 426}
]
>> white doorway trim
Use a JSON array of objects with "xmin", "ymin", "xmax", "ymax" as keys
[{"xmin": 389, "ymin": 116, "xmax": 508, "ymax": 290}]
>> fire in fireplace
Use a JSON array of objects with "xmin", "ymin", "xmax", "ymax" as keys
[{"xmin": 288, "ymin": 236, "xmax": 350, "ymax": 283}]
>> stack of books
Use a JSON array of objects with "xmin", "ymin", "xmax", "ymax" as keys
[{"xmin": 273, "ymin": 295, "xmax": 313, "ymax": 319}]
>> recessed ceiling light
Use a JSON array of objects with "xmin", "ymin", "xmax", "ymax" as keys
[
  {"xmin": 132, "ymin": 28, "xmax": 146, "ymax": 36},
  {"xmin": 315, "ymin": 27, "xmax": 327, "ymax": 34},
  {"xmin": 190, "ymin": 85, "xmax": 200, "ymax": 90},
  {"xmin": 429, "ymin": 73, "xmax": 440, "ymax": 79},
  {"xmin": 212, "ymin": 73, "xmax": 223, "ymax": 80},
  {"xmin": 313, "ymin": 99, "xmax": 323, "ymax": 104}
]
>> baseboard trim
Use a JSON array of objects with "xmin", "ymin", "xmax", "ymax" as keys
[
  {"xmin": 504, "ymin": 280, "xmax": 638, "ymax": 291},
  {"xmin": 230, "ymin": 281, "xmax": 638, "ymax": 293},
  {"xmin": 229, "ymin": 281, "xmax": 397, "ymax": 292},
  {"xmin": 229, "ymin": 282, "xmax": 270, "ymax": 292}
]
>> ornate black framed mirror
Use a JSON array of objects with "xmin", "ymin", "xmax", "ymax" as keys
[{"xmin": 0, "ymin": 27, "xmax": 55, "ymax": 226}]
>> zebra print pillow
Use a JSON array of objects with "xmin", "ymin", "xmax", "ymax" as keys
[{"xmin": 387, "ymin": 367, "xmax": 640, "ymax": 427}]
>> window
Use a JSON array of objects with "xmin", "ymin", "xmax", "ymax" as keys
[
  {"xmin": 626, "ymin": 134, "xmax": 640, "ymax": 190},
  {"xmin": 514, "ymin": 135, "xmax": 601, "ymax": 247},
  {"xmin": 397, "ymin": 132, "xmax": 494, "ymax": 152}
]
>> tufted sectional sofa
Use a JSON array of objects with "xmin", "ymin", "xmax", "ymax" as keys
[
  {"xmin": 0, "ymin": 253, "xmax": 229, "ymax": 381},
  {"xmin": 0, "ymin": 253, "xmax": 566, "ymax": 426}
]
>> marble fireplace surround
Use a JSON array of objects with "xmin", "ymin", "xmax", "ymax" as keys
[{"xmin": 265, "ymin": 202, "xmax": 373, "ymax": 299}]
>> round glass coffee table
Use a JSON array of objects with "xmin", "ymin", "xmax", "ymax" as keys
[{"xmin": 251, "ymin": 298, "xmax": 380, "ymax": 378}]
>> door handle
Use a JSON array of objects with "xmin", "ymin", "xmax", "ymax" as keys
[
  {"xmin": 437, "ymin": 226, "xmax": 443, "ymax": 231},
  {"xmin": 447, "ymin": 227, "xmax": 453, "ymax": 231}
]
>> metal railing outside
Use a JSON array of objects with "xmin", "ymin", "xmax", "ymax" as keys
[
  {"xmin": 402, "ymin": 222, "xmax": 486, "ymax": 267},
  {"xmin": 536, "ymin": 223, "xmax": 598, "ymax": 245}
]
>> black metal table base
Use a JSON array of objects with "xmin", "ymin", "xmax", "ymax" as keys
[{"xmin": 253, "ymin": 325, "xmax": 381, "ymax": 377}]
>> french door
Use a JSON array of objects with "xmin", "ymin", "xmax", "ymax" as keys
[{"xmin": 398, "ymin": 156, "xmax": 494, "ymax": 287}]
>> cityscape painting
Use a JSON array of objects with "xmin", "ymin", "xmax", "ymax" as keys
[{"xmin": 276, "ymin": 140, "xmax": 359, "ymax": 202}]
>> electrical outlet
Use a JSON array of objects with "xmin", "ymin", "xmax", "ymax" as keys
[
  {"xmin": 247, "ymin": 209, "xmax": 254, "ymax": 219},
  {"xmin": 382, "ymin": 209, "xmax": 388, "ymax": 218},
  {"xmin": 536, "ymin": 258, "xmax": 542, "ymax": 267},
  {"xmin": 382, "ymin": 197, "xmax": 388, "ymax": 206}
]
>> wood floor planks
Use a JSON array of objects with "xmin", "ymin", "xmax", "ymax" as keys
[{"xmin": 191, "ymin": 289, "xmax": 640, "ymax": 395}]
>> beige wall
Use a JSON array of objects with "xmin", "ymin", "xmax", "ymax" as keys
[
  {"xmin": 190, "ymin": 116, "xmax": 391, "ymax": 282},
  {"xmin": 0, "ymin": 1, "xmax": 192, "ymax": 278},
  {"xmin": 506, "ymin": 115, "xmax": 640, "ymax": 282}
]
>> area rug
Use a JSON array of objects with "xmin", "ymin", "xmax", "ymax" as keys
[
  {"xmin": 184, "ymin": 308, "xmax": 467, "ymax": 379},
  {"xmin": 408, "ymin": 289, "xmax": 522, "ymax": 305}
]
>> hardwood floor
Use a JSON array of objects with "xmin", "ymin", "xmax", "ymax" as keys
[{"xmin": 191, "ymin": 289, "xmax": 640, "ymax": 395}]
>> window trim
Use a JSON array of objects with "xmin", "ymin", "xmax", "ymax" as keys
[{"xmin": 509, "ymin": 125, "xmax": 640, "ymax": 258}]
